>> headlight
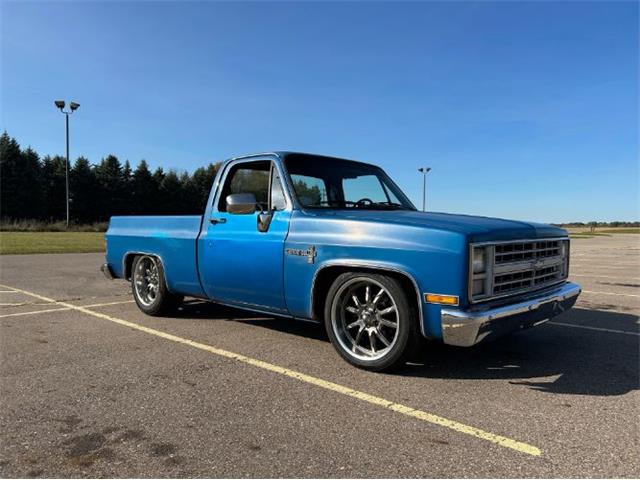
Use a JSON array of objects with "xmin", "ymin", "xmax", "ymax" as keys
[{"xmin": 472, "ymin": 247, "xmax": 486, "ymax": 274}]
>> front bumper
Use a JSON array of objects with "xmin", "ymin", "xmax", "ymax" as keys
[{"xmin": 441, "ymin": 282, "xmax": 581, "ymax": 347}]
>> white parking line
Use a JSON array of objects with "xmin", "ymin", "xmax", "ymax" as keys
[
  {"xmin": 570, "ymin": 273, "xmax": 640, "ymax": 280},
  {"xmin": 571, "ymin": 261, "xmax": 640, "ymax": 264},
  {"xmin": 573, "ymin": 253, "xmax": 640, "ymax": 255},
  {"xmin": 571, "ymin": 263, "xmax": 640, "ymax": 269},
  {"xmin": 0, "ymin": 300, "xmax": 135, "ymax": 319},
  {"xmin": 549, "ymin": 322, "xmax": 639, "ymax": 336},
  {"xmin": 581, "ymin": 290, "xmax": 640, "ymax": 298},
  {"xmin": 0, "ymin": 306, "xmax": 68, "ymax": 317}
]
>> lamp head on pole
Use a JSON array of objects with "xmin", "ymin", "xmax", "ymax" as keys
[
  {"xmin": 54, "ymin": 100, "xmax": 65, "ymax": 110},
  {"xmin": 69, "ymin": 102, "xmax": 80, "ymax": 111},
  {"xmin": 418, "ymin": 167, "xmax": 432, "ymax": 173}
]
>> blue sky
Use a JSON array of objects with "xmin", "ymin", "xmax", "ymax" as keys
[{"xmin": 1, "ymin": 1, "xmax": 638, "ymax": 222}]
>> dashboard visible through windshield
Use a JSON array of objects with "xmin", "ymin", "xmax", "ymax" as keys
[{"xmin": 284, "ymin": 154, "xmax": 416, "ymax": 211}]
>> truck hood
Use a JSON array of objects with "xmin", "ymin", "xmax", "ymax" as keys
[{"xmin": 305, "ymin": 210, "xmax": 567, "ymax": 242}]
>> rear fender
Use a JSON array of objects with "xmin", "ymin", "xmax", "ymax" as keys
[{"xmin": 122, "ymin": 251, "xmax": 174, "ymax": 294}]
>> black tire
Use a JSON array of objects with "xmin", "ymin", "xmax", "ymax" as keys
[
  {"xmin": 324, "ymin": 272, "xmax": 419, "ymax": 371},
  {"xmin": 131, "ymin": 255, "xmax": 183, "ymax": 316}
]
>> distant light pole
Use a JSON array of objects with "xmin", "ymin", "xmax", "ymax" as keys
[
  {"xmin": 54, "ymin": 100, "xmax": 80, "ymax": 227},
  {"xmin": 418, "ymin": 167, "xmax": 431, "ymax": 212}
]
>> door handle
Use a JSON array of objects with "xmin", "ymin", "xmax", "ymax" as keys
[{"xmin": 210, "ymin": 217, "xmax": 227, "ymax": 224}]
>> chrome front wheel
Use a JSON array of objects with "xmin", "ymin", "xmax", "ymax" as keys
[
  {"xmin": 325, "ymin": 272, "xmax": 418, "ymax": 371},
  {"xmin": 331, "ymin": 277, "xmax": 400, "ymax": 361}
]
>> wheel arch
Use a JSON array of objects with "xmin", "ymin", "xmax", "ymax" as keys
[
  {"xmin": 311, "ymin": 262, "xmax": 426, "ymax": 337},
  {"xmin": 123, "ymin": 251, "xmax": 167, "ymax": 282}
]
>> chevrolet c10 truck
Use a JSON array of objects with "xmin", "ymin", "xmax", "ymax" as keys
[{"xmin": 102, "ymin": 152, "xmax": 581, "ymax": 371}]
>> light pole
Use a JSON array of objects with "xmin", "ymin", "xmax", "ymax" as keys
[
  {"xmin": 418, "ymin": 167, "xmax": 431, "ymax": 212},
  {"xmin": 54, "ymin": 100, "xmax": 80, "ymax": 227}
]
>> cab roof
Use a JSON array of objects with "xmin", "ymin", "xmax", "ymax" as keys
[{"xmin": 227, "ymin": 151, "xmax": 376, "ymax": 168}]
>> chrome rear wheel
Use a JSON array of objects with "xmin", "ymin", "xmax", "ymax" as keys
[
  {"xmin": 133, "ymin": 255, "xmax": 160, "ymax": 307},
  {"xmin": 130, "ymin": 254, "xmax": 183, "ymax": 316}
]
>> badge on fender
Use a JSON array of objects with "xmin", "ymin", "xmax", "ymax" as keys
[{"xmin": 285, "ymin": 245, "xmax": 317, "ymax": 264}]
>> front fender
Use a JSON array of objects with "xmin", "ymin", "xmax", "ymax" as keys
[
  {"xmin": 311, "ymin": 258, "xmax": 427, "ymax": 332},
  {"xmin": 284, "ymin": 245, "xmax": 467, "ymax": 340},
  {"xmin": 283, "ymin": 212, "xmax": 468, "ymax": 339}
]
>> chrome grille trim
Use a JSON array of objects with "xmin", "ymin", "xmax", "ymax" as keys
[
  {"xmin": 494, "ymin": 239, "xmax": 561, "ymax": 264},
  {"xmin": 469, "ymin": 237, "xmax": 570, "ymax": 304}
]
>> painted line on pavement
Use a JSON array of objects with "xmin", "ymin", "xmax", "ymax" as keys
[
  {"xmin": 582, "ymin": 290, "xmax": 640, "ymax": 298},
  {"xmin": 0, "ymin": 283, "xmax": 541, "ymax": 457},
  {"xmin": 571, "ymin": 252, "xmax": 640, "ymax": 256},
  {"xmin": 571, "ymin": 265, "xmax": 639, "ymax": 270},
  {"xmin": 549, "ymin": 322, "xmax": 639, "ymax": 336},
  {"xmin": 0, "ymin": 300, "xmax": 135, "ymax": 319},
  {"xmin": 570, "ymin": 273, "xmax": 640, "ymax": 280}
]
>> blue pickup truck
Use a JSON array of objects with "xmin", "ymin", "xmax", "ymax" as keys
[{"xmin": 102, "ymin": 152, "xmax": 581, "ymax": 371}]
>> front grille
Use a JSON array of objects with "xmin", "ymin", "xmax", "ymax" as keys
[
  {"xmin": 470, "ymin": 238, "xmax": 569, "ymax": 303},
  {"xmin": 494, "ymin": 239, "xmax": 561, "ymax": 264}
]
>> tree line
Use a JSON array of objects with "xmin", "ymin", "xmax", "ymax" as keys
[
  {"xmin": 0, "ymin": 132, "xmax": 220, "ymax": 223},
  {"xmin": 556, "ymin": 221, "xmax": 640, "ymax": 228},
  {"xmin": 2, "ymin": 131, "xmax": 638, "ymax": 227}
]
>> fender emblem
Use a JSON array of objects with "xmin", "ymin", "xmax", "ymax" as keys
[{"xmin": 285, "ymin": 246, "xmax": 317, "ymax": 264}]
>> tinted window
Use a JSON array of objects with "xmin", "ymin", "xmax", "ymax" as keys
[
  {"xmin": 290, "ymin": 174, "xmax": 328, "ymax": 207},
  {"xmin": 270, "ymin": 169, "xmax": 287, "ymax": 211},
  {"xmin": 343, "ymin": 175, "xmax": 389, "ymax": 204},
  {"xmin": 285, "ymin": 155, "xmax": 414, "ymax": 210},
  {"xmin": 218, "ymin": 161, "xmax": 270, "ymax": 212}
]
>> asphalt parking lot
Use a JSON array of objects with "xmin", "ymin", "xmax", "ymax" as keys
[{"xmin": 1, "ymin": 235, "xmax": 638, "ymax": 478}]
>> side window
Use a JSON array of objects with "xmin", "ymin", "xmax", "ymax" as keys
[
  {"xmin": 270, "ymin": 168, "xmax": 287, "ymax": 211},
  {"xmin": 218, "ymin": 161, "xmax": 270, "ymax": 212},
  {"xmin": 291, "ymin": 174, "xmax": 328, "ymax": 207}
]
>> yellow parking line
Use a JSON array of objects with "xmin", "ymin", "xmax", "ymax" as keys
[
  {"xmin": 0, "ymin": 283, "xmax": 541, "ymax": 457},
  {"xmin": 0, "ymin": 300, "xmax": 135, "ymax": 319}
]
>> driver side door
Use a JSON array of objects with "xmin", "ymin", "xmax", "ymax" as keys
[{"xmin": 198, "ymin": 159, "xmax": 291, "ymax": 312}]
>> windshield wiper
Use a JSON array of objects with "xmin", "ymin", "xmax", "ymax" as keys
[
  {"xmin": 304, "ymin": 200, "xmax": 412, "ymax": 210},
  {"xmin": 367, "ymin": 202, "xmax": 411, "ymax": 210}
]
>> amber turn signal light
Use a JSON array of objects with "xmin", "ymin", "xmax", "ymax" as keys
[{"xmin": 424, "ymin": 293, "xmax": 459, "ymax": 306}]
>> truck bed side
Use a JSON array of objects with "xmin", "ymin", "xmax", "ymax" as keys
[{"xmin": 105, "ymin": 215, "xmax": 206, "ymax": 297}]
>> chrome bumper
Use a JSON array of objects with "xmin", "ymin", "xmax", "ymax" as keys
[{"xmin": 441, "ymin": 282, "xmax": 581, "ymax": 347}]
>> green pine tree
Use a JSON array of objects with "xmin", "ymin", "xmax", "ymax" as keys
[
  {"xmin": 0, "ymin": 132, "xmax": 24, "ymax": 219},
  {"xmin": 71, "ymin": 156, "xmax": 97, "ymax": 223},
  {"xmin": 132, "ymin": 160, "xmax": 156, "ymax": 215}
]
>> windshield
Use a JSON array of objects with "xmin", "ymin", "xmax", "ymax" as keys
[{"xmin": 284, "ymin": 154, "xmax": 416, "ymax": 210}]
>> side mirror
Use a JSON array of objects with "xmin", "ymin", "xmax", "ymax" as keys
[{"xmin": 226, "ymin": 193, "xmax": 257, "ymax": 214}]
